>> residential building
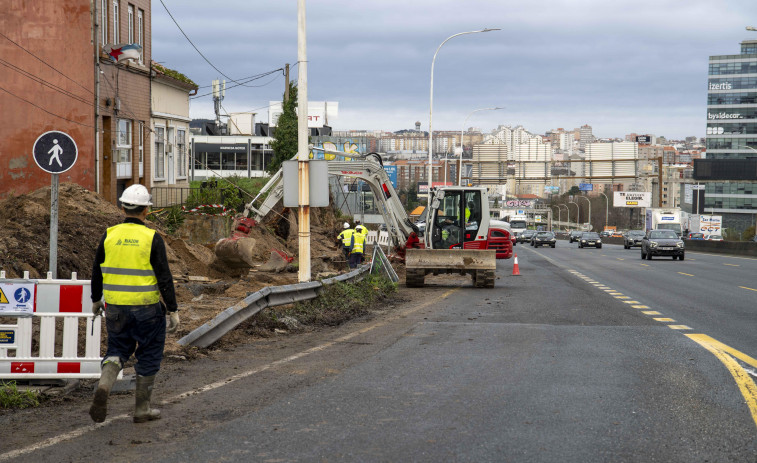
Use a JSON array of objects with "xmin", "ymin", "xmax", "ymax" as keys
[{"xmin": 579, "ymin": 124, "xmax": 594, "ymax": 150}]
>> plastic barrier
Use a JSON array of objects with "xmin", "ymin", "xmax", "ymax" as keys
[
  {"xmin": 0, "ymin": 271, "xmax": 103, "ymax": 380},
  {"xmin": 366, "ymin": 231, "xmax": 378, "ymax": 245},
  {"xmin": 378, "ymin": 231, "xmax": 390, "ymax": 247}
]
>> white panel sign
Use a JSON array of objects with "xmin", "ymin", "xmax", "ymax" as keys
[
  {"xmin": 0, "ymin": 281, "xmax": 35, "ymax": 316},
  {"xmin": 699, "ymin": 215, "xmax": 722, "ymax": 234},
  {"xmin": 614, "ymin": 191, "xmax": 651, "ymax": 208},
  {"xmin": 269, "ymin": 101, "xmax": 339, "ymax": 128}
]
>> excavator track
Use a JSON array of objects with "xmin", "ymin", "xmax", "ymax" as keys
[{"xmin": 405, "ymin": 268, "xmax": 426, "ymax": 288}]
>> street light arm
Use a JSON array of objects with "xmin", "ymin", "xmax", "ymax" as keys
[{"xmin": 428, "ymin": 28, "xmax": 501, "ymax": 199}]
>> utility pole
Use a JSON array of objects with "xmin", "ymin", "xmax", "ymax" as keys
[
  {"xmin": 284, "ymin": 63, "xmax": 290, "ymax": 102},
  {"xmin": 657, "ymin": 156, "xmax": 663, "ymax": 207},
  {"xmin": 297, "ymin": 0, "xmax": 311, "ymax": 282}
]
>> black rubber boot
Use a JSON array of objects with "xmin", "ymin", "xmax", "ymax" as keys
[
  {"xmin": 133, "ymin": 374, "xmax": 161, "ymax": 423},
  {"xmin": 89, "ymin": 358, "xmax": 121, "ymax": 423}
]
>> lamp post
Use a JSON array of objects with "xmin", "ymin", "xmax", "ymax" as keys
[
  {"xmin": 578, "ymin": 196, "xmax": 591, "ymax": 230},
  {"xmin": 598, "ymin": 191, "xmax": 609, "ymax": 231},
  {"xmin": 568, "ymin": 201, "xmax": 580, "ymax": 228},
  {"xmin": 552, "ymin": 205, "xmax": 561, "ymax": 230},
  {"xmin": 558, "ymin": 204, "xmax": 569, "ymax": 229},
  {"xmin": 428, "ymin": 28, "xmax": 500, "ymax": 202},
  {"xmin": 457, "ymin": 106, "xmax": 504, "ymax": 186}
]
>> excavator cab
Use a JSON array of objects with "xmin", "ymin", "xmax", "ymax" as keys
[{"xmin": 426, "ymin": 187, "xmax": 489, "ymax": 250}]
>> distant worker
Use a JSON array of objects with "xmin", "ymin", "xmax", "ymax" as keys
[
  {"xmin": 89, "ymin": 184, "xmax": 180, "ymax": 424},
  {"xmin": 354, "ymin": 219, "xmax": 368, "ymax": 238},
  {"xmin": 336, "ymin": 222, "xmax": 354, "ymax": 266},
  {"xmin": 349, "ymin": 227, "xmax": 366, "ymax": 268}
]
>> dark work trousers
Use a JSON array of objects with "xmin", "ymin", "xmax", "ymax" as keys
[
  {"xmin": 104, "ymin": 302, "xmax": 166, "ymax": 377},
  {"xmin": 342, "ymin": 246, "xmax": 350, "ymax": 264},
  {"xmin": 349, "ymin": 252, "xmax": 363, "ymax": 269}
]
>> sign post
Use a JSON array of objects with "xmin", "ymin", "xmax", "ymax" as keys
[{"xmin": 32, "ymin": 131, "xmax": 78, "ymax": 279}]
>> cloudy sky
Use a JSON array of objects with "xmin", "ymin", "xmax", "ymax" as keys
[{"xmin": 152, "ymin": 0, "xmax": 757, "ymax": 140}]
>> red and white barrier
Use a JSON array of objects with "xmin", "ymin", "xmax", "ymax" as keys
[{"xmin": 0, "ymin": 271, "xmax": 104, "ymax": 380}]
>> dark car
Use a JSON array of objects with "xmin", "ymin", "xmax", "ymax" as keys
[
  {"xmin": 568, "ymin": 230, "xmax": 583, "ymax": 243},
  {"xmin": 641, "ymin": 229, "xmax": 685, "ymax": 260},
  {"xmin": 532, "ymin": 231, "xmax": 556, "ymax": 248},
  {"xmin": 518, "ymin": 229, "xmax": 536, "ymax": 244},
  {"xmin": 623, "ymin": 230, "xmax": 645, "ymax": 249},
  {"xmin": 578, "ymin": 232, "xmax": 602, "ymax": 248}
]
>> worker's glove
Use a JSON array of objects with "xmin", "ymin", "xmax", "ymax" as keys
[
  {"xmin": 92, "ymin": 301, "xmax": 105, "ymax": 317},
  {"xmin": 167, "ymin": 312, "xmax": 180, "ymax": 334}
]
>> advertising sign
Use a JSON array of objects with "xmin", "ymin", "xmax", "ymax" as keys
[
  {"xmin": 699, "ymin": 215, "xmax": 722, "ymax": 234},
  {"xmin": 383, "ymin": 165, "xmax": 398, "ymax": 189},
  {"xmin": 614, "ymin": 191, "xmax": 651, "ymax": 208},
  {"xmin": 635, "ymin": 135, "xmax": 652, "ymax": 143},
  {"xmin": 579, "ymin": 183, "xmax": 593, "ymax": 191},
  {"xmin": 269, "ymin": 101, "xmax": 338, "ymax": 128},
  {"xmin": 505, "ymin": 200, "xmax": 534, "ymax": 208},
  {"xmin": 544, "ymin": 185, "xmax": 560, "ymax": 194},
  {"xmin": 0, "ymin": 280, "xmax": 35, "ymax": 317}
]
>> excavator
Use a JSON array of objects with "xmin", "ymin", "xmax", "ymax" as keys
[{"xmin": 214, "ymin": 149, "xmax": 500, "ymax": 288}]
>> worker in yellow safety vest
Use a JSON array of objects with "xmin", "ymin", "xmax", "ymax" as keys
[
  {"xmin": 89, "ymin": 184, "xmax": 179, "ymax": 424},
  {"xmin": 349, "ymin": 228, "xmax": 366, "ymax": 268},
  {"xmin": 336, "ymin": 222, "xmax": 354, "ymax": 265},
  {"xmin": 354, "ymin": 220, "xmax": 368, "ymax": 238}
]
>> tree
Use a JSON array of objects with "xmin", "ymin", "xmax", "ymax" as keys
[{"xmin": 268, "ymin": 81, "xmax": 298, "ymax": 174}]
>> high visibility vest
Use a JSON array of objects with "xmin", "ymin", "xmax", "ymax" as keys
[
  {"xmin": 355, "ymin": 225, "xmax": 368, "ymax": 237},
  {"xmin": 101, "ymin": 223, "xmax": 160, "ymax": 306},
  {"xmin": 338, "ymin": 229, "xmax": 354, "ymax": 247},
  {"xmin": 465, "ymin": 208, "xmax": 471, "ymax": 222},
  {"xmin": 351, "ymin": 232, "xmax": 366, "ymax": 254}
]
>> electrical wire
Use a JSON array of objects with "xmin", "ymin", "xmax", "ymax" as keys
[
  {"xmin": 190, "ymin": 69, "xmax": 282, "ymax": 100},
  {"xmin": 0, "ymin": 84, "xmax": 94, "ymax": 128},
  {"xmin": 0, "ymin": 31, "xmax": 94, "ymax": 96},
  {"xmin": 0, "ymin": 58, "xmax": 92, "ymax": 106}
]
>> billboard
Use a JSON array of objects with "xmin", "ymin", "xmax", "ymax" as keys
[
  {"xmin": 269, "ymin": 101, "xmax": 339, "ymax": 128},
  {"xmin": 635, "ymin": 135, "xmax": 652, "ymax": 143},
  {"xmin": 614, "ymin": 191, "xmax": 651, "ymax": 208},
  {"xmin": 579, "ymin": 183, "xmax": 593, "ymax": 191},
  {"xmin": 383, "ymin": 165, "xmax": 398, "ymax": 189},
  {"xmin": 699, "ymin": 215, "xmax": 722, "ymax": 234}
]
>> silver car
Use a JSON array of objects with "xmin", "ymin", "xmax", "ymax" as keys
[{"xmin": 641, "ymin": 229, "xmax": 685, "ymax": 260}]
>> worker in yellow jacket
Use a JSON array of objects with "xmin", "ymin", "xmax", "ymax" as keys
[
  {"xmin": 349, "ymin": 229, "xmax": 366, "ymax": 268},
  {"xmin": 336, "ymin": 222, "xmax": 354, "ymax": 266}
]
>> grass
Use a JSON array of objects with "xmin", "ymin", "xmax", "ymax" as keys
[
  {"xmin": 0, "ymin": 381, "xmax": 41, "ymax": 409},
  {"xmin": 255, "ymin": 275, "xmax": 397, "ymax": 331}
]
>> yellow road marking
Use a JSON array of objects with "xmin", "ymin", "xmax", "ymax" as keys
[
  {"xmin": 604, "ymin": 289, "xmax": 616, "ymax": 292},
  {"xmin": 723, "ymin": 263, "xmax": 740, "ymax": 267},
  {"xmin": 615, "ymin": 296, "xmax": 630, "ymax": 299},
  {"xmin": 687, "ymin": 334, "xmax": 757, "ymax": 429},
  {"xmin": 740, "ymin": 286, "xmax": 757, "ymax": 292},
  {"xmin": 640, "ymin": 263, "xmax": 649, "ymax": 267},
  {"xmin": 642, "ymin": 311, "xmax": 661, "ymax": 315},
  {"xmin": 616, "ymin": 258, "xmax": 625, "ymax": 261},
  {"xmin": 678, "ymin": 272, "xmax": 694, "ymax": 277},
  {"xmin": 608, "ymin": 292, "xmax": 623, "ymax": 295},
  {"xmin": 669, "ymin": 325, "xmax": 691, "ymax": 330},
  {"xmin": 623, "ymin": 301, "xmax": 640, "ymax": 304},
  {"xmin": 654, "ymin": 318, "xmax": 675, "ymax": 322}
]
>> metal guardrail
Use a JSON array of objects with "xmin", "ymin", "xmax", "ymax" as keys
[{"xmin": 178, "ymin": 265, "xmax": 372, "ymax": 348}]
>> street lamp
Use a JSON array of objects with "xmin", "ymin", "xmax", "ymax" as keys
[
  {"xmin": 598, "ymin": 192, "xmax": 609, "ymax": 231},
  {"xmin": 568, "ymin": 201, "xmax": 580, "ymax": 228},
  {"xmin": 747, "ymin": 26, "xmax": 757, "ymax": 31},
  {"xmin": 552, "ymin": 205, "xmax": 561, "ymax": 230},
  {"xmin": 428, "ymin": 28, "xmax": 500, "ymax": 201},
  {"xmin": 457, "ymin": 106, "xmax": 504, "ymax": 186},
  {"xmin": 578, "ymin": 196, "xmax": 591, "ymax": 229},
  {"xmin": 558, "ymin": 204, "xmax": 569, "ymax": 229}
]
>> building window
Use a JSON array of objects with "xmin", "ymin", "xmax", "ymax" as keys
[
  {"xmin": 113, "ymin": 0, "xmax": 119, "ymax": 44},
  {"xmin": 116, "ymin": 119, "xmax": 132, "ymax": 162},
  {"xmin": 177, "ymin": 129, "xmax": 186, "ymax": 177},
  {"xmin": 138, "ymin": 122, "xmax": 144, "ymax": 163},
  {"xmin": 127, "ymin": 5, "xmax": 134, "ymax": 44},
  {"xmin": 137, "ymin": 9, "xmax": 144, "ymax": 63},
  {"xmin": 101, "ymin": 0, "xmax": 108, "ymax": 45},
  {"xmin": 155, "ymin": 126, "xmax": 165, "ymax": 179}
]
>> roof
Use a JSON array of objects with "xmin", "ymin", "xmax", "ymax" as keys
[
  {"xmin": 409, "ymin": 206, "xmax": 425, "ymax": 216},
  {"xmin": 516, "ymin": 194, "xmax": 539, "ymax": 199}
]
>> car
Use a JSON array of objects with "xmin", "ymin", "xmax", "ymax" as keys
[
  {"xmin": 568, "ymin": 230, "xmax": 583, "ymax": 243},
  {"xmin": 641, "ymin": 229, "xmax": 685, "ymax": 260},
  {"xmin": 623, "ymin": 230, "xmax": 645, "ymax": 249},
  {"xmin": 532, "ymin": 231, "xmax": 556, "ymax": 248},
  {"xmin": 687, "ymin": 232, "xmax": 705, "ymax": 240},
  {"xmin": 599, "ymin": 231, "xmax": 612, "ymax": 238},
  {"xmin": 518, "ymin": 229, "xmax": 536, "ymax": 244},
  {"xmin": 578, "ymin": 232, "xmax": 602, "ymax": 248},
  {"xmin": 704, "ymin": 234, "xmax": 724, "ymax": 241},
  {"xmin": 415, "ymin": 221, "xmax": 426, "ymax": 234}
]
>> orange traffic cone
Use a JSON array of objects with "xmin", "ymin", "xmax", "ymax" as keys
[{"xmin": 512, "ymin": 253, "xmax": 521, "ymax": 276}]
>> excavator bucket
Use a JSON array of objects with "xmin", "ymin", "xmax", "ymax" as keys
[
  {"xmin": 404, "ymin": 249, "xmax": 496, "ymax": 288},
  {"xmin": 214, "ymin": 236, "xmax": 259, "ymax": 269}
]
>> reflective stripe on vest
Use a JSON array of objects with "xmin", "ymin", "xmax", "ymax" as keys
[
  {"xmin": 101, "ymin": 223, "xmax": 160, "ymax": 305},
  {"xmin": 351, "ymin": 232, "xmax": 366, "ymax": 254},
  {"xmin": 338, "ymin": 229, "xmax": 354, "ymax": 246}
]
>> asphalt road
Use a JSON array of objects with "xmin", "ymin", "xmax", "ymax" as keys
[{"xmin": 5, "ymin": 243, "xmax": 757, "ymax": 462}]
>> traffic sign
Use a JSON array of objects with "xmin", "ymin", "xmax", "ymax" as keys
[{"xmin": 33, "ymin": 131, "xmax": 78, "ymax": 174}]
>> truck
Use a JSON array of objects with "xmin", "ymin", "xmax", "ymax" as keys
[
  {"xmin": 215, "ymin": 150, "xmax": 503, "ymax": 288},
  {"xmin": 506, "ymin": 215, "xmax": 528, "ymax": 238},
  {"xmin": 644, "ymin": 208, "xmax": 683, "ymax": 237}
]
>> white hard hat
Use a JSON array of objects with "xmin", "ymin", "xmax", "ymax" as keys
[
  {"xmin": 343, "ymin": 222, "xmax": 350, "ymax": 229},
  {"xmin": 119, "ymin": 184, "xmax": 153, "ymax": 208}
]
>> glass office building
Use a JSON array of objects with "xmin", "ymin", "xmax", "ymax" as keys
[{"xmin": 700, "ymin": 39, "xmax": 757, "ymax": 234}]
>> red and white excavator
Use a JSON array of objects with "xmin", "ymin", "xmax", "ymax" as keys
[{"xmin": 214, "ymin": 150, "xmax": 512, "ymax": 287}]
